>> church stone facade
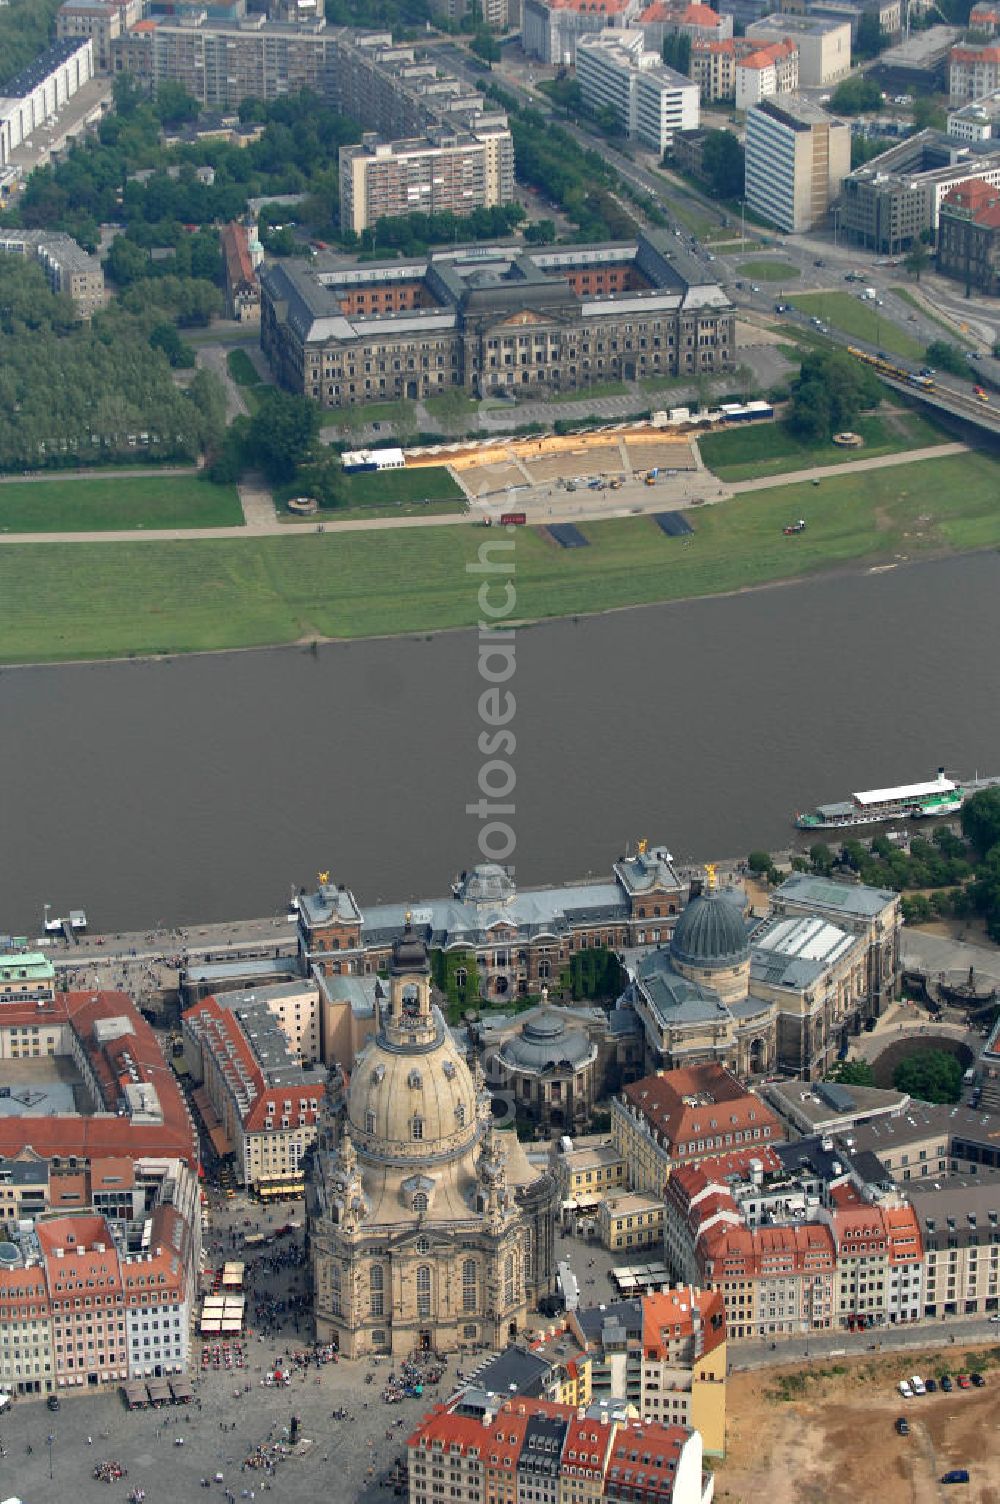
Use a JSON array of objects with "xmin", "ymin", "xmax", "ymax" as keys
[{"xmin": 308, "ymin": 922, "xmax": 558, "ymax": 1358}]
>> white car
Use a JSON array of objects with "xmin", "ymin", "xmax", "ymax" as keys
[
  {"xmin": 898, "ymin": 1380, "xmax": 913, "ymax": 1398},
  {"xmin": 910, "ymin": 1374, "xmax": 926, "ymax": 1395},
  {"xmin": 989, "ymin": 1314, "xmax": 1000, "ymax": 1323}
]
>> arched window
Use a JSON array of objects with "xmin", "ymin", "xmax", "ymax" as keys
[
  {"xmin": 412, "ymin": 1191, "xmax": 428, "ymax": 1213},
  {"xmin": 523, "ymin": 1230, "xmax": 533, "ymax": 1284},
  {"xmin": 370, "ymin": 1264, "xmax": 385, "ymax": 1318},
  {"xmin": 455, "ymin": 1103, "xmax": 466, "ymax": 1129},
  {"xmin": 365, "ymin": 1110, "xmax": 376, "ymax": 1136},
  {"xmin": 329, "ymin": 1260, "xmax": 342, "ymax": 1318},
  {"xmin": 416, "ymin": 1265, "xmax": 432, "ymax": 1320},
  {"xmin": 504, "ymin": 1253, "xmax": 515, "ymax": 1307},
  {"xmin": 462, "ymin": 1258, "xmax": 478, "ymax": 1312},
  {"xmin": 538, "ymin": 960, "xmax": 550, "ymax": 979},
  {"xmin": 412, "ymin": 1115, "xmax": 424, "ymax": 1141}
]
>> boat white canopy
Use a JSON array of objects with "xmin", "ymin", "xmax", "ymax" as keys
[{"xmin": 853, "ymin": 775, "xmax": 956, "ymax": 806}]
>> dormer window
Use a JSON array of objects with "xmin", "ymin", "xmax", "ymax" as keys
[
  {"xmin": 455, "ymin": 1103, "xmax": 466, "ymax": 1128},
  {"xmin": 408, "ymin": 1069, "xmax": 423, "ymax": 1089},
  {"xmin": 412, "ymin": 1116, "xmax": 424, "ymax": 1141},
  {"xmin": 365, "ymin": 1110, "xmax": 376, "ymax": 1135}
]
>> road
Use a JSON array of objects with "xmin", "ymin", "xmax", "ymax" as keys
[{"xmin": 730, "ymin": 1314, "xmax": 1000, "ymax": 1372}]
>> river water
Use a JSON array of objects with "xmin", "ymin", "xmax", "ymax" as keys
[{"xmin": 3, "ymin": 551, "xmax": 999, "ymax": 935}]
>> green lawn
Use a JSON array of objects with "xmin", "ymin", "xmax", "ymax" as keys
[
  {"xmin": 736, "ymin": 260, "xmax": 801, "ymax": 282},
  {"xmin": 277, "ymin": 463, "xmax": 466, "ymax": 522},
  {"xmin": 226, "ymin": 349, "xmax": 261, "ymax": 387},
  {"xmin": 551, "ymin": 380, "xmax": 629, "ymax": 403},
  {"xmin": 0, "ymin": 474, "xmax": 243, "ymax": 533},
  {"xmin": 698, "ymin": 412, "xmax": 948, "ymax": 482},
  {"xmin": 1, "ymin": 450, "xmax": 998, "ymax": 663},
  {"xmin": 421, "ymin": 390, "xmax": 480, "ymax": 421},
  {"xmin": 790, "ymin": 293, "xmax": 925, "ymax": 361},
  {"xmin": 326, "ymin": 399, "xmax": 417, "ymax": 431}
]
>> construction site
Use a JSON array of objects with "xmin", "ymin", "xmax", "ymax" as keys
[{"xmin": 717, "ymin": 1345, "xmax": 1000, "ymax": 1504}]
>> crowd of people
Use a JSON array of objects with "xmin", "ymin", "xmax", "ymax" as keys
[{"xmin": 93, "ymin": 1457, "xmax": 128, "ymax": 1482}]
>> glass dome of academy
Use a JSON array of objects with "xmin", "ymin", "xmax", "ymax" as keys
[{"xmin": 309, "ymin": 918, "xmax": 558, "ymax": 1358}]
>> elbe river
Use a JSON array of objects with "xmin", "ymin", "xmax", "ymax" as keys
[{"xmin": 3, "ymin": 551, "xmax": 1000, "ymax": 935}]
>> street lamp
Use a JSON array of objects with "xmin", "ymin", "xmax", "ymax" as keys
[{"xmin": 46, "ymin": 1432, "xmax": 55, "ymax": 1480}]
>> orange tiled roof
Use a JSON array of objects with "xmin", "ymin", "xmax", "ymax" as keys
[{"xmin": 0, "ymin": 991, "xmax": 197, "ymax": 1168}]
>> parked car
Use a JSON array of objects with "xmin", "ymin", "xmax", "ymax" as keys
[
  {"xmin": 941, "ymin": 1375, "xmax": 953, "ymax": 1393},
  {"xmin": 47, "ymin": 1395, "xmax": 60, "ymax": 1412},
  {"xmin": 970, "ymin": 1371, "xmax": 985, "ymax": 1388},
  {"xmin": 896, "ymin": 1416, "xmax": 910, "ymax": 1435},
  {"xmin": 925, "ymin": 1377, "xmax": 937, "ymax": 1393},
  {"xmin": 941, "ymin": 1470, "xmax": 970, "ymax": 1485},
  {"xmin": 957, "ymin": 1373, "xmax": 972, "ymax": 1389},
  {"xmin": 910, "ymin": 1374, "xmax": 926, "ymax": 1395},
  {"xmin": 898, "ymin": 1380, "xmax": 913, "ymax": 1398},
  {"xmin": 989, "ymin": 1314, "xmax": 1000, "ymax": 1323}
]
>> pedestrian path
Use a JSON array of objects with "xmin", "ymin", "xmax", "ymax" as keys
[{"xmin": 0, "ymin": 441, "xmax": 970, "ymax": 543}]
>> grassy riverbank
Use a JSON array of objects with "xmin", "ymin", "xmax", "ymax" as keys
[
  {"xmin": 0, "ymin": 474, "xmax": 243, "ymax": 532},
  {"xmin": 698, "ymin": 411, "xmax": 947, "ymax": 482},
  {"xmin": 0, "ymin": 449, "xmax": 997, "ymax": 663}
]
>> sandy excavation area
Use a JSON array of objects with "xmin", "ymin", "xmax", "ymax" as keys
[{"xmin": 715, "ymin": 1345, "xmax": 1000, "ymax": 1504}]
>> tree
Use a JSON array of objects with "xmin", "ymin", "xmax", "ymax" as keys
[
  {"xmin": 523, "ymin": 218, "xmax": 556, "ymax": 245},
  {"xmin": 925, "ymin": 339, "xmax": 969, "ymax": 377},
  {"xmin": 700, "ymin": 129, "xmax": 744, "ymax": 200},
  {"xmin": 904, "ymin": 240, "xmax": 929, "ymax": 281},
  {"xmin": 893, "ymin": 1049, "xmax": 964, "ymax": 1104},
  {"xmin": 155, "ymin": 81, "xmax": 199, "ymax": 129},
  {"xmin": 830, "ymin": 76, "xmax": 883, "ymax": 115},
  {"xmin": 747, "ymin": 850, "xmax": 773, "ymax": 874},
  {"xmin": 788, "ymin": 347, "xmax": 881, "ymax": 441},
  {"xmin": 809, "ymin": 842, "xmax": 835, "ymax": 874},
  {"xmin": 249, "ymin": 390, "xmax": 321, "ymax": 482},
  {"xmin": 913, "ymin": 95, "xmax": 947, "ymax": 132},
  {"xmin": 962, "ymin": 787, "xmax": 1000, "ymax": 857},
  {"xmin": 470, "ymin": 29, "xmax": 501, "ymax": 64},
  {"xmin": 662, "ymin": 31, "xmax": 692, "ymax": 74},
  {"xmin": 855, "ymin": 9, "xmax": 885, "ymax": 58},
  {"xmin": 825, "ymin": 1059, "xmax": 875, "ymax": 1087},
  {"xmin": 149, "ymin": 322, "xmax": 195, "ymax": 368}
]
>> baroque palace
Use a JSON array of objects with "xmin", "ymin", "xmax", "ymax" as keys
[{"xmin": 259, "ymin": 229, "xmax": 734, "ymax": 407}]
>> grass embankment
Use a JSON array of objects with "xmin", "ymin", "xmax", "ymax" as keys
[
  {"xmin": 0, "ymin": 449, "xmax": 997, "ymax": 663},
  {"xmin": 890, "ymin": 284, "xmax": 963, "ymax": 339},
  {"xmin": 0, "ymin": 475, "xmax": 243, "ymax": 533},
  {"xmin": 790, "ymin": 292, "xmax": 925, "ymax": 361},
  {"xmin": 226, "ymin": 349, "xmax": 266, "ymax": 414},
  {"xmin": 277, "ymin": 464, "xmax": 466, "ymax": 522},
  {"xmin": 736, "ymin": 260, "xmax": 801, "ymax": 282},
  {"xmin": 698, "ymin": 411, "xmax": 948, "ymax": 482}
]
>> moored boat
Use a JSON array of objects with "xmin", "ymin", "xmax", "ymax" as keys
[{"xmin": 795, "ymin": 769, "xmax": 964, "ymax": 830}]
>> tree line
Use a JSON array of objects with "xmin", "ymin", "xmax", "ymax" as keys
[{"xmin": 0, "ymin": 255, "xmax": 225, "ymax": 470}]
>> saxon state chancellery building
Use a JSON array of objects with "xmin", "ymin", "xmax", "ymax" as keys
[{"xmin": 260, "ymin": 229, "xmax": 734, "ymax": 408}]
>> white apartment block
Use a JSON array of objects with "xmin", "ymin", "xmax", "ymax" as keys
[
  {"xmin": 947, "ymin": 92, "xmax": 1000, "ymax": 140},
  {"xmin": 735, "ymin": 40, "xmax": 799, "ymax": 112},
  {"xmin": 577, "ymin": 31, "xmax": 699, "ymax": 154},
  {"xmin": 0, "ymin": 37, "xmax": 94, "ymax": 170},
  {"xmin": 339, "ymin": 124, "xmax": 515, "ymax": 236},
  {"xmin": 745, "ymin": 94, "xmax": 850, "ymax": 232}
]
